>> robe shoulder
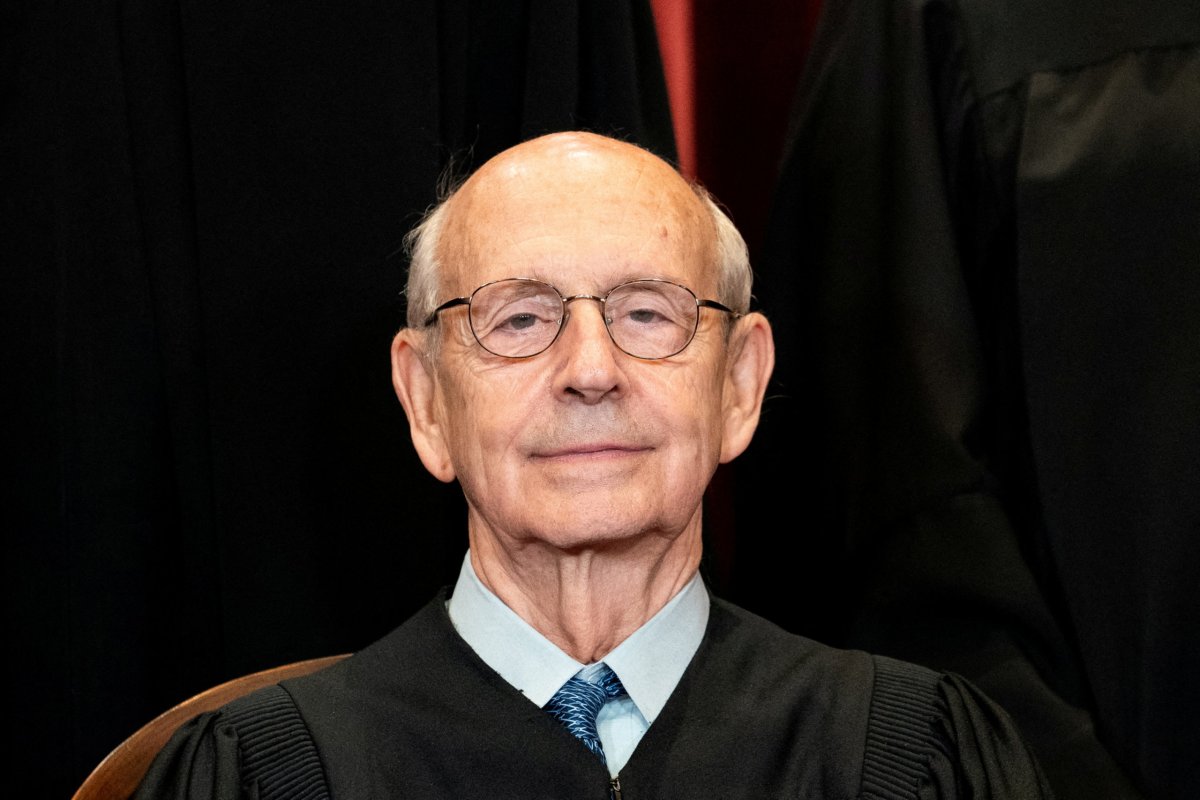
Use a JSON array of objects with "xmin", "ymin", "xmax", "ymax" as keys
[
  {"xmin": 132, "ymin": 684, "xmax": 330, "ymax": 800},
  {"xmin": 709, "ymin": 600, "xmax": 1054, "ymax": 799}
]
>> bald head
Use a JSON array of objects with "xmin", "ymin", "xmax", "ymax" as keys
[{"xmin": 404, "ymin": 132, "xmax": 750, "ymax": 330}]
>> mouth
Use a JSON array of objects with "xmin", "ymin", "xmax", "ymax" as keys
[{"xmin": 530, "ymin": 443, "xmax": 652, "ymax": 461}]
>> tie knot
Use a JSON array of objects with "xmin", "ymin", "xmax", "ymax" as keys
[
  {"xmin": 544, "ymin": 663, "xmax": 627, "ymax": 764},
  {"xmin": 585, "ymin": 662, "xmax": 628, "ymax": 701}
]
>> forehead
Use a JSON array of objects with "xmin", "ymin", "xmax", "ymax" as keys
[{"xmin": 440, "ymin": 136, "xmax": 716, "ymax": 294}]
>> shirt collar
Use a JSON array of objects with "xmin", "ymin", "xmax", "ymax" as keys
[{"xmin": 446, "ymin": 551, "xmax": 709, "ymax": 723}]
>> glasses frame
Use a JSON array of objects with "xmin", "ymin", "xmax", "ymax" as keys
[{"xmin": 422, "ymin": 277, "xmax": 740, "ymax": 360}]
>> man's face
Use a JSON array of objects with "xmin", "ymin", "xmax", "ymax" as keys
[{"xmin": 409, "ymin": 135, "xmax": 743, "ymax": 551}]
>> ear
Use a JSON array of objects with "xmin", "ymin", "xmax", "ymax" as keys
[
  {"xmin": 391, "ymin": 329, "xmax": 456, "ymax": 482},
  {"xmin": 719, "ymin": 312, "xmax": 775, "ymax": 463}
]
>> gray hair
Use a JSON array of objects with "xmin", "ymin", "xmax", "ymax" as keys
[
  {"xmin": 403, "ymin": 178, "xmax": 753, "ymax": 330},
  {"xmin": 403, "ymin": 197, "xmax": 454, "ymax": 330},
  {"xmin": 690, "ymin": 183, "xmax": 753, "ymax": 316}
]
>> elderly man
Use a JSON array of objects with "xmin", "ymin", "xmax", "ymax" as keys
[{"xmin": 136, "ymin": 132, "xmax": 1049, "ymax": 799}]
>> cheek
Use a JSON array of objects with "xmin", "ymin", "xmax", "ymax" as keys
[
  {"xmin": 648, "ymin": 365, "xmax": 727, "ymax": 462},
  {"xmin": 437, "ymin": 368, "xmax": 535, "ymax": 476},
  {"xmin": 680, "ymin": 358, "xmax": 727, "ymax": 428}
]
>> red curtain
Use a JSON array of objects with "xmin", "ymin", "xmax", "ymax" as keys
[{"xmin": 649, "ymin": 0, "xmax": 822, "ymax": 584}]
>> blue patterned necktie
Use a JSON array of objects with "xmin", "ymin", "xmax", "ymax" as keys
[{"xmin": 544, "ymin": 663, "xmax": 628, "ymax": 765}]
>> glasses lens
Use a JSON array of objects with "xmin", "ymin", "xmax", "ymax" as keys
[
  {"xmin": 469, "ymin": 280, "xmax": 564, "ymax": 357},
  {"xmin": 605, "ymin": 281, "xmax": 698, "ymax": 358}
]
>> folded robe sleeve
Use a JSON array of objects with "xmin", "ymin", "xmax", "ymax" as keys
[
  {"xmin": 866, "ymin": 657, "xmax": 1052, "ymax": 799},
  {"xmin": 134, "ymin": 713, "xmax": 245, "ymax": 800},
  {"xmin": 923, "ymin": 674, "xmax": 1054, "ymax": 800},
  {"xmin": 134, "ymin": 686, "xmax": 330, "ymax": 800}
]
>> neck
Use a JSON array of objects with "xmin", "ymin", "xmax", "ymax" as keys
[{"xmin": 467, "ymin": 514, "xmax": 703, "ymax": 663}]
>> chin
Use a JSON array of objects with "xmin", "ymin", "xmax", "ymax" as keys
[
  {"xmin": 533, "ymin": 523, "xmax": 653, "ymax": 553},
  {"xmin": 520, "ymin": 500, "xmax": 697, "ymax": 553}
]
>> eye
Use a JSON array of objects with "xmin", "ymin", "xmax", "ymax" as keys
[
  {"xmin": 609, "ymin": 289, "xmax": 681, "ymax": 328},
  {"xmin": 474, "ymin": 293, "xmax": 562, "ymax": 340},
  {"xmin": 626, "ymin": 307, "xmax": 668, "ymax": 325},
  {"xmin": 498, "ymin": 312, "xmax": 541, "ymax": 331}
]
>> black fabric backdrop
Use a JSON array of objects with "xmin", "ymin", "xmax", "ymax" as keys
[
  {"xmin": 1, "ymin": 2, "xmax": 674, "ymax": 794},
  {"xmin": 751, "ymin": 0, "xmax": 1200, "ymax": 797}
]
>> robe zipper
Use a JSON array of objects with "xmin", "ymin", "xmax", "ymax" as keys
[{"xmin": 609, "ymin": 776, "xmax": 622, "ymax": 800}]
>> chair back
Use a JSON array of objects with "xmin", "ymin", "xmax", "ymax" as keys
[{"xmin": 73, "ymin": 654, "xmax": 349, "ymax": 800}]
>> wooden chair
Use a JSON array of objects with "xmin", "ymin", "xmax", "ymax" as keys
[{"xmin": 73, "ymin": 654, "xmax": 349, "ymax": 800}]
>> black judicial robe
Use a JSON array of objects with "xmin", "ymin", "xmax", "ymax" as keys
[
  {"xmin": 136, "ymin": 593, "xmax": 1051, "ymax": 799},
  {"xmin": 751, "ymin": 0, "xmax": 1200, "ymax": 797}
]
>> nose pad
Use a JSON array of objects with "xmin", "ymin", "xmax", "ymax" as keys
[{"xmin": 559, "ymin": 296, "xmax": 616, "ymax": 349}]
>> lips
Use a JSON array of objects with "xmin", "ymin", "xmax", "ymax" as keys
[{"xmin": 530, "ymin": 443, "xmax": 651, "ymax": 459}]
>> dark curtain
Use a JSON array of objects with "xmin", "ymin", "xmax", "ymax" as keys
[
  {"xmin": 1, "ymin": 1, "xmax": 673, "ymax": 794},
  {"xmin": 754, "ymin": 0, "xmax": 1200, "ymax": 797},
  {"xmin": 684, "ymin": 0, "xmax": 824, "ymax": 614}
]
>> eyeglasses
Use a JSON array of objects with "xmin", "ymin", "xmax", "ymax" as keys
[{"xmin": 423, "ymin": 278, "xmax": 740, "ymax": 360}]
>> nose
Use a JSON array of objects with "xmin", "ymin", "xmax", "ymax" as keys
[{"xmin": 552, "ymin": 296, "xmax": 626, "ymax": 404}]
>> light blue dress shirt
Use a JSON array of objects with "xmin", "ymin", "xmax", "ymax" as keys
[{"xmin": 446, "ymin": 552, "xmax": 710, "ymax": 776}]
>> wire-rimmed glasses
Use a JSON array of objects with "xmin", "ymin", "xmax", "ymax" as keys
[{"xmin": 423, "ymin": 278, "xmax": 739, "ymax": 360}]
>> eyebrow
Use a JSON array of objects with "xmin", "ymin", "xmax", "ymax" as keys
[{"xmin": 521, "ymin": 269, "xmax": 685, "ymax": 290}]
